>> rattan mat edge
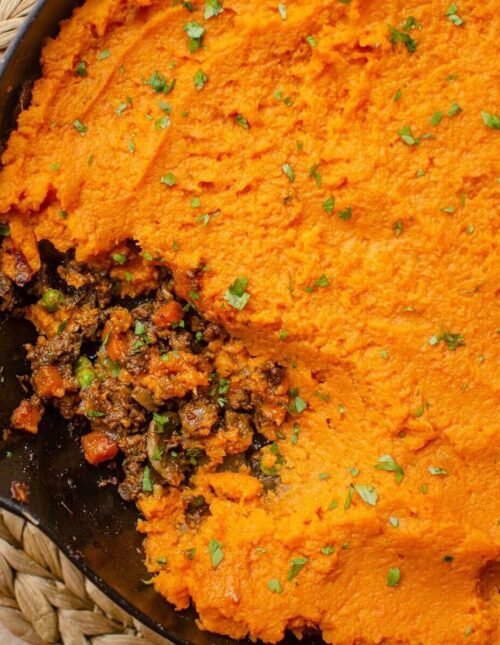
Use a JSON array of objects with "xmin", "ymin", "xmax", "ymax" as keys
[{"xmin": 0, "ymin": 1, "xmax": 169, "ymax": 643}]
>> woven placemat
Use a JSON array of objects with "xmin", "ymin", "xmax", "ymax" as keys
[{"xmin": 0, "ymin": 2, "xmax": 171, "ymax": 643}]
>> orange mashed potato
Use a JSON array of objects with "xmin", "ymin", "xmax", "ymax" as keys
[{"xmin": 1, "ymin": 0, "xmax": 499, "ymax": 643}]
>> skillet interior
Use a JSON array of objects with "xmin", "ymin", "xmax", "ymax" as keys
[{"xmin": 0, "ymin": 3, "xmax": 324, "ymax": 644}]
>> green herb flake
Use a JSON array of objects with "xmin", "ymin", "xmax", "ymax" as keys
[
  {"xmin": 393, "ymin": 88, "xmax": 402, "ymax": 102},
  {"xmin": 184, "ymin": 21, "xmax": 206, "ymax": 52},
  {"xmin": 304, "ymin": 274, "xmax": 330, "ymax": 293},
  {"xmin": 282, "ymin": 163, "xmax": 295, "ymax": 183},
  {"xmin": 428, "ymin": 329, "xmax": 464, "ymax": 351},
  {"xmin": 354, "ymin": 484, "xmax": 378, "ymax": 506},
  {"xmin": 428, "ymin": 466, "xmax": 448, "ymax": 476},
  {"xmin": 380, "ymin": 349, "xmax": 389, "ymax": 360},
  {"xmin": 75, "ymin": 60, "xmax": 88, "ymax": 77},
  {"xmin": 160, "ymin": 172, "xmax": 176, "ymax": 186},
  {"xmin": 204, "ymin": 0, "xmax": 223, "ymax": 19},
  {"xmin": 389, "ymin": 516, "xmax": 399, "ymax": 528},
  {"xmin": 73, "ymin": 119, "xmax": 88, "ymax": 136},
  {"xmin": 338, "ymin": 207, "xmax": 352, "ymax": 221},
  {"xmin": 387, "ymin": 566, "xmax": 401, "ymax": 587},
  {"xmin": 416, "ymin": 168, "xmax": 425, "ymax": 177},
  {"xmin": 278, "ymin": 3, "xmax": 287, "ymax": 20},
  {"xmin": 309, "ymin": 163, "xmax": 321, "ymax": 187},
  {"xmin": 0, "ymin": 223, "xmax": 11, "ymax": 237},
  {"xmin": 267, "ymin": 578, "xmax": 283, "ymax": 593},
  {"xmin": 348, "ymin": 466, "xmax": 360, "ymax": 478},
  {"xmin": 321, "ymin": 545, "xmax": 335, "ymax": 555},
  {"xmin": 291, "ymin": 423, "xmax": 300, "ymax": 444},
  {"xmin": 142, "ymin": 465, "xmax": 153, "ymax": 492},
  {"xmin": 430, "ymin": 111, "xmax": 443, "ymax": 126},
  {"xmin": 398, "ymin": 125, "xmax": 419, "ymax": 145},
  {"xmin": 388, "ymin": 26, "xmax": 417, "ymax": 54},
  {"xmin": 208, "ymin": 538, "xmax": 224, "ymax": 568},
  {"xmin": 288, "ymin": 556, "xmax": 308, "ymax": 581},
  {"xmin": 111, "ymin": 252, "xmax": 127, "ymax": 265},
  {"xmin": 194, "ymin": 69, "xmax": 208, "ymax": 90},
  {"xmin": 97, "ymin": 49, "xmax": 111, "ymax": 60},
  {"xmin": 344, "ymin": 484, "xmax": 355, "ymax": 510},
  {"xmin": 393, "ymin": 219, "xmax": 404, "ymax": 236},
  {"xmin": 235, "ymin": 114, "xmax": 250, "ymax": 129},
  {"xmin": 322, "ymin": 196, "xmax": 335, "ymax": 214},
  {"xmin": 481, "ymin": 111, "xmax": 500, "ymax": 129},
  {"xmin": 448, "ymin": 102, "xmax": 462, "ymax": 117},
  {"xmin": 319, "ymin": 472, "xmax": 330, "ymax": 480},
  {"xmin": 306, "ymin": 35, "xmax": 318, "ymax": 48},
  {"xmin": 145, "ymin": 70, "xmax": 176, "ymax": 94},
  {"xmin": 375, "ymin": 454, "xmax": 404, "ymax": 484},
  {"xmin": 445, "ymin": 4, "xmax": 464, "ymax": 26},
  {"xmin": 224, "ymin": 277, "xmax": 250, "ymax": 310}
]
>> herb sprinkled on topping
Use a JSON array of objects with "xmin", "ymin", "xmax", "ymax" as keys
[
  {"xmin": 0, "ymin": 224, "xmax": 11, "ymax": 237},
  {"xmin": 306, "ymin": 35, "xmax": 318, "ymax": 48},
  {"xmin": 208, "ymin": 539, "xmax": 224, "ymax": 568},
  {"xmin": 204, "ymin": 0, "xmax": 223, "ymax": 19},
  {"xmin": 321, "ymin": 545, "xmax": 335, "ymax": 555},
  {"xmin": 73, "ymin": 119, "xmax": 88, "ymax": 136},
  {"xmin": 448, "ymin": 102, "xmax": 462, "ymax": 117},
  {"xmin": 354, "ymin": 484, "xmax": 378, "ymax": 506},
  {"xmin": 430, "ymin": 111, "xmax": 443, "ymax": 126},
  {"xmin": 97, "ymin": 49, "xmax": 111, "ymax": 60},
  {"xmin": 267, "ymin": 578, "xmax": 283, "ymax": 593},
  {"xmin": 184, "ymin": 22, "xmax": 206, "ymax": 52},
  {"xmin": 142, "ymin": 465, "xmax": 153, "ymax": 492},
  {"xmin": 75, "ymin": 60, "xmax": 88, "ymax": 77},
  {"xmin": 309, "ymin": 164, "xmax": 321, "ymax": 187},
  {"xmin": 282, "ymin": 163, "xmax": 295, "ymax": 183},
  {"xmin": 481, "ymin": 111, "xmax": 500, "ymax": 129},
  {"xmin": 145, "ymin": 70, "xmax": 176, "ymax": 94},
  {"xmin": 388, "ymin": 26, "xmax": 417, "ymax": 54},
  {"xmin": 322, "ymin": 196, "xmax": 335, "ymax": 214},
  {"xmin": 304, "ymin": 274, "xmax": 330, "ymax": 292},
  {"xmin": 387, "ymin": 566, "xmax": 401, "ymax": 587},
  {"xmin": 398, "ymin": 125, "xmax": 419, "ymax": 145},
  {"xmin": 194, "ymin": 69, "xmax": 208, "ymax": 90},
  {"xmin": 224, "ymin": 277, "xmax": 250, "ymax": 310},
  {"xmin": 278, "ymin": 3, "xmax": 287, "ymax": 20},
  {"xmin": 375, "ymin": 455, "xmax": 404, "ymax": 484},
  {"xmin": 428, "ymin": 466, "xmax": 448, "ymax": 476},
  {"xmin": 445, "ymin": 4, "xmax": 464, "ymax": 26},
  {"xmin": 392, "ymin": 219, "xmax": 404, "ymax": 236},
  {"xmin": 288, "ymin": 557, "xmax": 308, "ymax": 581},
  {"xmin": 428, "ymin": 330, "xmax": 464, "ymax": 350},
  {"xmin": 235, "ymin": 114, "xmax": 250, "ymax": 129},
  {"xmin": 160, "ymin": 172, "xmax": 176, "ymax": 186}
]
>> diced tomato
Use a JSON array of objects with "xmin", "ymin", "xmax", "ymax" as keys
[
  {"xmin": 81, "ymin": 431, "xmax": 119, "ymax": 465},
  {"xmin": 11, "ymin": 399, "xmax": 42, "ymax": 434},
  {"xmin": 152, "ymin": 301, "xmax": 183, "ymax": 328},
  {"xmin": 34, "ymin": 365, "xmax": 65, "ymax": 398}
]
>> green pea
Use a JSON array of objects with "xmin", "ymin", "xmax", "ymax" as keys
[
  {"xmin": 74, "ymin": 356, "xmax": 93, "ymax": 373},
  {"xmin": 41, "ymin": 288, "xmax": 64, "ymax": 312},
  {"xmin": 77, "ymin": 368, "xmax": 94, "ymax": 389}
]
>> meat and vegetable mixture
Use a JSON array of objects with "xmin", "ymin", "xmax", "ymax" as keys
[{"xmin": 5, "ymin": 244, "xmax": 290, "ymax": 505}]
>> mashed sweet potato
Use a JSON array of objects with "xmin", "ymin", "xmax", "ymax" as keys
[{"xmin": 0, "ymin": 0, "xmax": 499, "ymax": 642}]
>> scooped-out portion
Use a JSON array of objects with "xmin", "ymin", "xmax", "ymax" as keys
[{"xmin": 0, "ymin": 0, "xmax": 499, "ymax": 643}]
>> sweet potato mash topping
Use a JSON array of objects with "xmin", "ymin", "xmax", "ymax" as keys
[{"xmin": 0, "ymin": 0, "xmax": 499, "ymax": 642}]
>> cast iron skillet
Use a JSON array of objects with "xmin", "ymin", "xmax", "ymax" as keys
[{"xmin": 0, "ymin": 3, "xmax": 323, "ymax": 645}]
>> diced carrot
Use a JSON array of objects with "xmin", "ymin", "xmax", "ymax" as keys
[
  {"xmin": 81, "ymin": 431, "xmax": 119, "ymax": 465},
  {"xmin": 152, "ymin": 301, "xmax": 183, "ymax": 328},
  {"xmin": 33, "ymin": 365, "xmax": 65, "ymax": 398},
  {"xmin": 11, "ymin": 399, "xmax": 42, "ymax": 434}
]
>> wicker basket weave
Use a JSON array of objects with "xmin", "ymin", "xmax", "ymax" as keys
[{"xmin": 0, "ymin": 1, "xmax": 170, "ymax": 643}]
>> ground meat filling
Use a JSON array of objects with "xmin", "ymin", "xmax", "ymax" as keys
[{"xmin": 4, "ymin": 244, "xmax": 291, "ymax": 504}]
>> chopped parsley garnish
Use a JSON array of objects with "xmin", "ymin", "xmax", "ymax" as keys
[
  {"xmin": 155, "ymin": 116, "xmax": 171, "ymax": 130},
  {"xmin": 278, "ymin": 3, "xmax": 287, "ymax": 20},
  {"xmin": 319, "ymin": 472, "xmax": 330, "ymax": 480},
  {"xmin": 309, "ymin": 164, "xmax": 321, "ymax": 187},
  {"xmin": 291, "ymin": 423, "xmax": 300, "ymax": 444},
  {"xmin": 142, "ymin": 465, "xmax": 153, "ymax": 492},
  {"xmin": 267, "ymin": 578, "xmax": 283, "ymax": 593},
  {"xmin": 111, "ymin": 253, "xmax": 127, "ymax": 265},
  {"xmin": 321, "ymin": 545, "xmax": 335, "ymax": 555},
  {"xmin": 145, "ymin": 70, "xmax": 176, "ymax": 94},
  {"xmin": 194, "ymin": 69, "xmax": 208, "ymax": 90},
  {"xmin": 349, "ymin": 466, "xmax": 360, "ymax": 477},
  {"xmin": 441, "ymin": 206, "xmax": 455, "ymax": 214},
  {"xmin": 448, "ymin": 102, "xmax": 462, "ymax": 117},
  {"xmin": 389, "ymin": 516, "xmax": 399, "ymax": 528},
  {"xmin": 305, "ymin": 35, "xmax": 318, "ymax": 48},
  {"xmin": 338, "ymin": 207, "xmax": 352, "ymax": 221},
  {"xmin": 160, "ymin": 172, "xmax": 176, "ymax": 186},
  {"xmin": 344, "ymin": 484, "xmax": 355, "ymax": 509},
  {"xmin": 224, "ymin": 277, "xmax": 250, "ymax": 310},
  {"xmin": 208, "ymin": 539, "xmax": 224, "ymax": 568},
  {"xmin": 401, "ymin": 16, "xmax": 422, "ymax": 31},
  {"xmin": 191, "ymin": 196, "xmax": 201, "ymax": 208},
  {"xmin": 428, "ymin": 330, "xmax": 464, "ymax": 351},
  {"xmin": 184, "ymin": 22, "xmax": 206, "ymax": 52},
  {"xmin": 97, "ymin": 49, "xmax": 111, "ymax": 60},
  {"xmin": 304, "ymin": 274, "xmax": 330, "ymax": 292},
  {"xmin": 430, "ymin": 111, "xmax": 443, "ymax": 126},
  {"xmin": 289, "ymin": 390, "xmax": 307, "ymax": 414},
  {"xmin": 75, "ymin": 60, "xmax": 88, "ymax": 77},
  {"xmin": 481, "ymin": 111, "xmax": 500, "ymax": 129},
  {"xmin": 380, "ymin": 349, "xmax": 389, "ymax": 359},
  {"xmin": 235, "ymin": 114, "xmax": 250, "ymax": 129},
  {"xmin": 282, "ymin": 163, "xmax": 295, "ymax": 182},
  {"xmin": 388, "ymin": 26, "xmax": 417, "ymax": 54},
  {"xmin": 445, "ymin": 4, "xmax": 464, "ymax": 26},
  {"xmin": 288, "ymin": 557, "xmax": 308, "ymax": 581},
  {"xmin": 387, "ymin": 566, "xmax": 401, "ymax": 587},
  {"xmin": 86, "ymin": 410, "xmax": 105, "ymax": 418},
  {"xmin": 393, "ymin": 88, "xmax": 402, "ymax": 102},
  {"xmin": 204, "ymin": 0, "xmax": 223, "ymax": 19},
  {"xmin": 416, "ymin": 168, "xmax": 425, "ymax": 177},
  {"xmin": 354, "ymin": 484, "xmax": 378, "ymax": 506},
  {"xmin": 73, "ymin": 119, "xmax": 88, "ymax": 136},
  {"xmin": 323, "ymin": 196, "xmax": 335, "ymax": 214},
  {"xmin": 338, "ymin": 403, "xmax": 346, "ymax": 414},
  {"xmin": 392, "ymin": 219, "xmax": 404, "ymax": 236},
  {"xmin": 375, "ymin": 455, "xmax": 404, "ymax": 484},
  {"xmin": 196, "ymin": 210, "xmax": 220, "ymax": 225},
  {"xmin": 428, "ymin": 466, "xmax": 448, "ymax": 476},
  {"xmin": 0, "ymin": 223, "xmax": 11, "ymax": 237},
  {"xmin": 398, "ymin": 125, "xmax": 419, "ymax": 145}
]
